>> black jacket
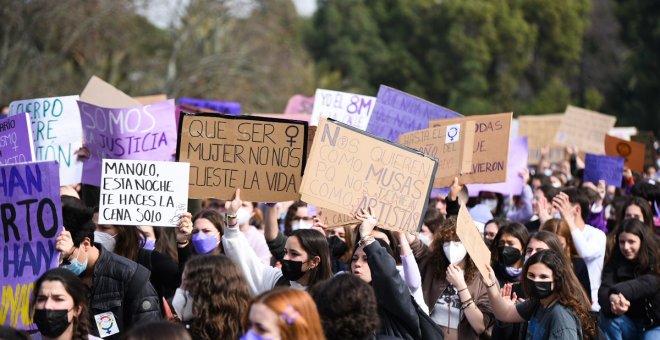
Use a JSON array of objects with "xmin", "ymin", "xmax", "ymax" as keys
[
  {"xmin": 88, "ymin": 245, "xmax": 162, "ymax": 339},
  {"xmin": 598, "ymin": 255, "xmax": 660, "ymax": 328}
]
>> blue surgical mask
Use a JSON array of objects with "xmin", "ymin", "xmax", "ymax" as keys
[
  {"xmin": 241, "ymin": 329, "xmax": 274, "ymax": 340},
  {"xmin": 192, "ymin": 232, "xmax": 219, "ymax": 254},
  {"xmin": 142, "ymin": 238, "xmax": 156, "ymax": 251},
  {"xmin": 63, "ymin": 249, "xmax": 88, "ymax": 276}
]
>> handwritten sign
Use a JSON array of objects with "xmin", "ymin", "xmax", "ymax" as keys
[
  {"xmin": 177, "ymin": 113, "xmax": 307, "ymax": 202},
  {"xmin": 317, "ymin": 207, "xmax": 360, "ymax": 229},
  {"xmin": 8, "ymin": 95, "xmax": 84, "ymax": 185},
  {"xmin": 310, "ymin": 89, "xmax": 376, "ymax": 130},
  {"xmin": 284, "ymin": 95, "xmax": 315, "ymax": 115},
  {"xmin": 604, "ymin": 135, "xmax": 645, "ymax": 173},
  {"xmin": 366, "ymin": 85, "xmax": 461, "ymax": 142},
  {"xmin": 99, "ymin": 159, "xmax": 189, "ymax": 227},
  {"xmin": 398, "ymin": 122, "xmax": 475, "ymax": 188},
  {"xmin": 430, "ymin": 113, "xmax": 513, "ymax": 185},
  {"xmin": 554, "ymin": 106, "xmax": 616, "ymax": 155},
  {"xmin": 300, "ymin": 117, "xmax": 438, "ymax": 234},
  {"xmin": 1, "ymin": 161, "xmax": 62, "ymax": 329},
  {"xmin": 179, "ymin": 98, "xmax": 241, "ymax": 115},
  {"xmin": 583, "ymin": 153, "xmax": 624, "ymax": 187},
  {"xmin": 0, "ymin": 113, "xmax": 35, "ymax": 165},
  {"xmin": 78, "ymin": 99, "xmax": 177, "ymax": 186},
  {"xmin": 456, "ymin": 204, "xmax": 491, "ymax": 279},
  {"xmin": 467, "ymin": 136, "xmax": 529, "ymax": 196},
  {"xmin": 518, "ymin": 114, "xmax": 565, "ymax": 164},
  {"xmin": 631, "ymin": 131, "xmax": 657, "ymax": 169}
]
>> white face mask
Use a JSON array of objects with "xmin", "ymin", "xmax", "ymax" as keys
[
  {"xmin": 482, "ymin": 199, "xmax": 498, "ymax": 213},
  {"xmin": 94, "ymin": 231, "xmax": 116, "ymax": 253},
  {"xmin": 443, "ymin": 241, "xmax": 467, "ymax": 264},
  {"xmin": 172, "ymin": 288, "xmax": 194, "ymax": 321},
  {"xmin": 291, "ymin": 220, "xmax": 312, "ymax": 231},
  {"xmin": 418, "ymin": 234, "xmax": 432, "ymax": 246},
  {"xmin": 236, "ymin": 208, "xmax": 251, "ymax": 226}
]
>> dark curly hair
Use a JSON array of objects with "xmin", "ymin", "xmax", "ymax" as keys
[
  {"xmin": 309, "ymin": 275, "xmax": 379, "ymax": 340},
  {"xmin": 182, "ymin": 254, "xmax": 250, "ymax": 340},
  {"xmin": 430, "ymin": 216, "xmax": 478, "ymax": 283},
  {"xmin": 31, "ymin": 268, "xmax": 90, "ymax": 340},
  {"xmin": 522, "ymin": 250, "xmax": 596, "ymax": 339}
]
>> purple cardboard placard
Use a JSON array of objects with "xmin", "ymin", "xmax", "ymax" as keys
[
  {"xmin": 78, "ymin": 99, "xmax": 177, "ymax": 186},
  {"xmin": 467, "ymin": 137, "xmax": 529, "ymax": 196},
  {"xmin": 584, "ymin": 153, "xmax": 625, "ymax": 187},
  {"xmin": 0, "ymin": 161, "xmax": 62, "ymax": 330},
  {"xmin": 0, "ymin": 113, "xmax": 35, "ymax": 165},
  {"xmin": 366, "ymin": 85, "xmax": 461, "ymax": 142},
  {"xmin": 178, "ymin": 98, "xmax": 241, "ymax": 115}
]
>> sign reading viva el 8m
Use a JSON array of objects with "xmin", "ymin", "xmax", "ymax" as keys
[
  {"xmin": 8, "ymin": 96, "xmax": 84, "ymax": 185},
  {"xmin": 78, "ymin": 99, "xmax": 177, "ymax": 186},
  {"xmin": 1, "ymin": 161, "xmax": 62, "ymax": 329},
  {"xmin": 310, "ymin": 89, "xmax": 376, "ymax": 130}
]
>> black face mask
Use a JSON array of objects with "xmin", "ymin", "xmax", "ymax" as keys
[
  {"xmin": 327, "ymin": 236, "xmax": 348, "ymax": 258},
  {"xmin": 33, "ymin": 309, "xmax": 71, "ymax": 338},
  {"xmin": 499, "ymin": 246, "xmax": 522, "ymax": 266},
  {"xmin": 526, "ymin": 278, "xmax": 554, "ymax": 299},
  {"xmin": 484, "ymin": 238, "xmax": 494, "ymax": 249},
  {"xmin": 281, "ymin": 259, "xmax": 306, "ymax": 281}
]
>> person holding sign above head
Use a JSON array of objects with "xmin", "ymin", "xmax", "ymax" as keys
[
  {"xmin": 222, "ymin": 189, "xmax": 332, "ymax": 295},
  {"xmin": 408, "ymin": 216, "xmax": 495, "ymax": 339},
  {"xmin": 482, "ymin": 250, "xmax": 597, "ymax": 340},
  {"xmin": 56, "ymin": 196, "xmax": 162, "ymax": 339},
  {"xmin": 225, "ymin": 199, "xmax": 272, "ymax": 265}
]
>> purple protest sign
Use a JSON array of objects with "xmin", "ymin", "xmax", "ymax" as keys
[
  {"xmin": 78, "ymin": 99, "xmax": 177, "ymax": 186},
  {"xmin": 1, "ymin": 161, "xmax": 62, "ymax": 329},
  {"xmin": 0, "ymin": 113, "xmax": 35, "ymax": 165},
  {"xmin": 284, "ymin": 94, "xmax": 314, "ymax": 114},
  {"xmin": 584, "ymin": 153, "xmax": 625, "ymax": 187},
  {"xmin": 467, "ymin": 137, "xmax": 529, "ymax": 196},
  {"xmin": 178, "ymin": 97, "xmax": 241, "ymax": 115},
  {"xmin": 366, "ymin": 85, "xmax": 462, "ymax": 142}
]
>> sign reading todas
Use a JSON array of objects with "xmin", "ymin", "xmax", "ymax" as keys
[
  {"xmin": 300, "ymin": 117, "xmax": 438, "ymax": 234},
  {"xmin": 604, "ymin": 135, "xmax": 645, "ymax": 173},
  {"xmin": 310, "ymin": 89, "xmax": 376, "ymax": 130},
  {"xmin": 0, "ymin": 113, "xmax": 35, "ymax": 165},
  {"xmin": 0, "ymin": 161, "xmax": 62, "ymax": 329},
  {"xmin": 366, "ymin": 85, "xmax": 461, "ymax": 142},
  {"xmin": 430, "ymin": 113, "xmax": 513, "ymax": 185},
  {"xmin": 177, "ymin": 113, "xmax": 308, "ymax": 202},
  {"xmin": 78, "ymin": 99, "xmax": 178, "ymax": 186},
  {"xmin": 99, "ymin": 160, "xmax": 190, "ymax": 227},
  {"xmin": 8, "ymin": 95, "xmax": 84, "ymax": 185},
  {"xmin": 398, "ymin": 122, "xmax": 475, "ymax": 188},
  {"xmin": 583, "ymin": 153, "xmax": 625, "ymax": 187}
]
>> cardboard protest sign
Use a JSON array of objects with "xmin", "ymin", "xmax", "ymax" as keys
[
  {"xmin": 300, "ymin": 117, "xmax": 438, "ymax": 234},
  {"xmin": 179, "ymin": 98, "xmax": 241, "ymax": 115},
  {"xmin": 366, "ymin": 85, "xmax": 461, "ymax": 142},
  {"xmin": 430, "ymin": 113, "xmax": 513, "ymax": 185},
  {"xmin": 310, "ymin": 89, "xmax": 376, "ymax": 130},
  {"xmin": 80, "ymin": 75, "xmax": 141, "ymax": 108},
  {"xmin": 583, "ymin": 153, "xmax": 624, "ymax": 187},
  {"xmin": 99, "ymin": 159, "xmax": 189, "ymax": 227},
  {"xmin": 554, "ymin": 105, "xmax": 616, "ymax": 155},
  {"xmin": 604, "ymin": 135, "xmax": 645, "ymax": 173},
  {"xmin": 8, "ymin": 95, "xmax": 84, "ymax": 185},
  {"xmin": 467, "ymin": 136, "xmax": 529, "ymax": 196},
  {"xmin": 177, "ymin": 113, "xmax": 307, "ymax": 202},
  {"xmin": 518, "ymin": 114, "xmax": 565, "ymax": 165},
  {"xmin": 251, "ymin": 113, "xmax": 311, "ymax": 123},
  {"xmin": 284, "ymin": 94, "xmax": 314, "ymax": 115},
  {"xmin": 317, "ymin": 207, "xmax": 360, "ymax": 229},
  {"xmin": 631, "ymin": 131, "xmax": 657, "ymax": 169},
  {"xmin": 134, "ymin": 94, "xmax": 168, "ymax": 105},
  {"xmin": 1, "ymin": 161, "xmax": 62, "ymax": 329},
  {"xmin": 78, "ymin": 99, "xmax": 178, "ymax": 186},
  {"xmin": 0, "ymin": 113, "xmax": 35, "ymax": 165},
  {"xmin": 456, "ymin": 204, "xmax": 491, "ymax": 279},
  {"xmin": 398, "ymin": 121, "xmax": 475, "ymax": 188}
]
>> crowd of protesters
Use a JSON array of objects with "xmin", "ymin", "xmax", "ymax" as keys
[{"xmin": 4, "ymin": 146, "xmax": 660, "ymax": 340}]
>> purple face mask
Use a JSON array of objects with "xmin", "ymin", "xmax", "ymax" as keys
[
  {"xmin": 142, "ymin": 238, "xmax": 156, "ymax": 251},
  {"xmin": 192, "ymin": 232, "xmax": 219, "ymax": 254}
]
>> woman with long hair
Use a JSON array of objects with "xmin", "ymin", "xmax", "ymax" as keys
[
  {"xmin": 598, "ymin": 218, "xmax": 660, "ymax": 338},
  {"xmin": 483, "ymin": 249, "xmax": 596, "ymax": 339},
  {"xmin": 242, "ymin": 288, "xmax": 325, "ymax": 340},
  {"xmin": 605, "ymin": 196, "xmax": 656, "ymax": 262},
  {"xmin": 31, "ymin": 268, "xmax": 92, "ymax": 340},
  {"xmin": 174, "ymin": 254, "xmax": 251, "ymax": 339}
]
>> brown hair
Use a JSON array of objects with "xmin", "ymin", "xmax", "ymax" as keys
[
  {"xmin": 540, "ymin": 219, "xmax": 579, "ymax": 261},
  {"xmin": 607, "ymin": 218, "xmax": 660, "ymax": 276},
  {"xmin": 113, "ymin": 225, "xmax": 146, "ymax": 261},
  {"xmin": 182, "ymin": 254, "xmax": 250, "ymax": 340},
  {"xmin": 430, "ymin": 216, "xmax": 478, "ymax": 283},
  {"xmin": 245, "ymin": 288, "xmax": 326, "ymax": 340},
  {"xmin": 527, "ymin": 231, "xmax": 572, "ymax": 269},
  {"xmin": 192, "ymin": 210, "xmax": 225, "ymax": 254}
]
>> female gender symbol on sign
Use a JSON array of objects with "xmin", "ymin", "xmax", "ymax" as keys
[{"xmin": 446, "ymin": 124, "xmax": 460, "ymax": 144}]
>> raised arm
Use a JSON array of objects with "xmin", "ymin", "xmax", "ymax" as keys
[
  {"xmin": 481, "ymin": 264, "xmax": 525, "ymax": 323},
  {"xmin": 396, "ymin": 231, "xmax": 422, "ymax": 292},
  {"xmin": 263, "ymin": 203, "xmax": 279, "ymax": 242}
]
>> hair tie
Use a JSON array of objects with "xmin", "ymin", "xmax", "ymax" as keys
[{"xmin": 280, "ymin": 305, "xmax": 300, "ymax": 325}]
